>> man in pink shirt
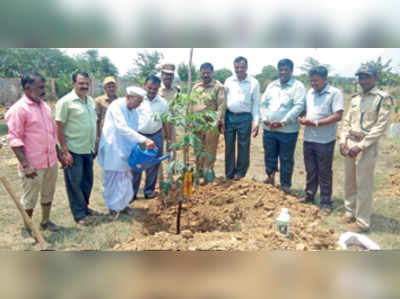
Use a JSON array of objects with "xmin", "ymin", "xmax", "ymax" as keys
[{"xmin": 5, "ymin": 71, "xmax": 66, "ymax": 244}]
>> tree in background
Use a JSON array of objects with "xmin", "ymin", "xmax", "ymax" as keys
[
  {"xmin": 75, "ymin": 49, "xmax": 119, "ymax": 79},
  {"xmin": 126, "ymin": 50, "xmax": 163, "ymax": 85},
  {"xmin": 213, "ymin": 68, "xmax": 232, "ymax": 84},
  {"xmin": 300, "ymin": 57, "xmax": 332, "ymax": 74},
  {"xmin": 177, "ymin": 63, "xmax": 198, "ymax": 84},
  {"xmin": 0, "ymin": 48, "xmax": 119, "ymax": 98},
  {"xmin": 255, "ymin": 65, "xmax": 278, "ymax": 92},
  {"xmin": 365, "ymin": 56, "xmax": 400, "ymax": 87}
]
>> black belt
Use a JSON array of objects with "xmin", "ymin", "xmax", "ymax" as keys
[
  {"xmin": 227, "ymin": 109, "xmax": 250, "ymax": 115},
  {"xmin": 139, "ymin": 129, "xmax": 162, "ymax": 136}
]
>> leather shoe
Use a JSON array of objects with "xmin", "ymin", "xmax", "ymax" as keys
[
  {"xmin": 320, "ymin": 205, "xmax": 333, "ymax": 216},
  {"xmin": 340, "ymin": 215, "xmax": 356, "ymax": 224},
  {"xmin": 144, "ymin": 192, "xmax": 156, "ymax": 199},
  {"xmin": 297, "ymin": 195, "xmax": 314, "ymax": 204},
  {"xmin": 263, "ymin": 174, "xmax": 275, "ymax": 185},
  {"xmin": 347, "ymin": 222, "xmax": 369, "ymax": 233}
]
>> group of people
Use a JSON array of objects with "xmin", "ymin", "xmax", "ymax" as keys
[{"xmin": 5, "ymin": 55, "xmax": 393, "ymax": 244}]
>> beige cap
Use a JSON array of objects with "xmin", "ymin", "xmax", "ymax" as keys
[
  {"xmin": 103, "ymin": 76, "xmax": 116, "ymax": 86},
  {"xmin": 161, "ymin": 64, "xmax": 175, "ymax": 74}
]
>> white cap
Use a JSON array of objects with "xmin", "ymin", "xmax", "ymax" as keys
[{"xmin": 126, "ymin": 86, "xmax": 146, "ymax": 97}]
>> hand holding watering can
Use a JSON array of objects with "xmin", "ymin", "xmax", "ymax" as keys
[
  {"xmin": 128, "ymin": 142, "xmax": 172, "ymax": 172},
  {"xmin": 144, "ymin": 138, "xmax": 156, "ymax": 150}
]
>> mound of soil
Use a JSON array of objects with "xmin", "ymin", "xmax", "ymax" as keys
[{"xmin": 118, "ymin": 178, "xmax": 339, "ymax": 251}]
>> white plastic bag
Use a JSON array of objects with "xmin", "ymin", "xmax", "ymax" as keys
[{"xmin": 338, "ymin": 232, "xmax": 380, "ymax": 250}]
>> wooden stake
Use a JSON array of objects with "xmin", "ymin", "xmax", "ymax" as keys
[{"xmin": 0, "ymin": 176, "xmax": 51, "ymax": 250}]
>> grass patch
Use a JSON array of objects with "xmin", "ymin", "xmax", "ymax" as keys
[{"xmin": 0, "ymin": 120, "xmax": 7, "ymax": 136}]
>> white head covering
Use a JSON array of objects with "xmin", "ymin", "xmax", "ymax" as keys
[{"xmin": 126, "ymin": 86, "xmax": 146, "ymax": 97}]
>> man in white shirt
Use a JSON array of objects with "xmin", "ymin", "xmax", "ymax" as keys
[
  {"xmin": 132, "ymin": 75, "xmax": 170, "ymax": 199},
  {"xmin": 224, "ymin": 56, "xmax": 260, "ymax": 181},
  {"xmin": 98, "ymin": 86, "xmax": 155, "ymax": 220}
]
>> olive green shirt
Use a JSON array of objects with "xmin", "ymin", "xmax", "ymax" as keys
[
  {"xmin": 192, "ymin": 79, "xmax": 226, "ymax": 125},
  {"xmin": 159, "ymin": 83, "xmax": 179, "ymax": 102},
  {"xmin": 95, "ymin": 93, "xmax": 116, "ymax": 138},
  {"xmin": 55, "ymin": 90, "xmax": 97, "ymax": 154},
  {"xmin": 340, "ymin": 86, "xmax": 393, "ymax": 150}
]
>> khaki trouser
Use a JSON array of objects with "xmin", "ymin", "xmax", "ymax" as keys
[
  {"xmin": 195, "ymin": 130, "xmax": 220, "ymax": 173},
  {"xmin": 18, "ymin": 164, "xmax": 58, "ymax": 210},
  {"xmin": 158, "ymin": 126, "xmax": 175, "ymax": 185},
  {"xmin": 344, "ymin": 140, "xmax": 378, "ymax": 229}
]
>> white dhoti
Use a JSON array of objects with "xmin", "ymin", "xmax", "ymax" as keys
[{"xmin": 102, "ymin": 170, "xmax": 133, "ymax": 211}]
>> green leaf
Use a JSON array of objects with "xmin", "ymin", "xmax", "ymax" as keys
[
  {"xmin": 175, "ymin": 181, "xmax": 181, "ymax": 189},
  {"xmin": 175, "ymin": 141, "xmax": 184, "ymax": 150},
  {"xmin": 203, "ymin": 169, "xmax": 215, "ymax": 184},
  {"xmin": 193, "ymin": 170, "xmax": 200, "ymax": 186},
  {"xmin": 160, "ymin": 181, "xmax": 171, "ymax": 196}
]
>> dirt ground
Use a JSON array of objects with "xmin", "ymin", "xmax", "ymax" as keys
[{"xmin": 116, "ymin": 178, "xmax": 338, "ymax": 250}]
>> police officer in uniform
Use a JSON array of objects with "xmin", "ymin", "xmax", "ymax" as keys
[{"xmin": 340, "ymin": 63, "xmax": 393, "ymax": 233}]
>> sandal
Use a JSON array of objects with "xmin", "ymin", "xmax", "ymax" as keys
[
  {"xmin": 77, "ymin": 217, "xmax": 93, "ymax": 226},
  {"xmin": 122, "ymin": 207, "xmax": 135, "ymax": 216},
  {"xmin": 320, "ymin": 205, "xmax": 333, "ymax": 216},
  {"xmin": 87, "ymin": 208, "xmax": 104, "ymax": 216},
  {"xmin": 108, "ymin": 210, "xmax": 120, "ymax": 221}
]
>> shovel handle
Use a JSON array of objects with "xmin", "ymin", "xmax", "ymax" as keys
[{"xmin": 0, "ymin": 176, "xmax": 48, "ymax": 248}]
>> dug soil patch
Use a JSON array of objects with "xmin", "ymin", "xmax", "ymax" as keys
[{"xmin": 118, "ymin": 178, "xmax": 339, "ymax": 250}]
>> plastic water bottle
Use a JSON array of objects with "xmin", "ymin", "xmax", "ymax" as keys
[{"xmin": 276, "ymin": 208, "xmax": 290, "ymax": 237}]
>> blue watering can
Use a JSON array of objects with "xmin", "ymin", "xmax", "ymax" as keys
[{"xmin": 128, "ymin": 143, "xmax": 172, "ymax": 171}]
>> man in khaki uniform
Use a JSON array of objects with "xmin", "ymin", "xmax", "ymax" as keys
[
  {"xmin": 159, "ymin": 64, "xmax": 179, "ymax": 183},
  {"xmin": 340, "ymin": 63, "xmax": 393, "ymax": 233},
  {"xmin": 192, "ymin": 62, "xmax": 226, "ymax": 180},
  {"xmin": 95, "ymin": 76, "xmax": 118, "ymax": 147}
]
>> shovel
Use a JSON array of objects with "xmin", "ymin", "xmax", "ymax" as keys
[{"xmin": 0, "ymin": 176, "xmax": 53, "ymax": 251}]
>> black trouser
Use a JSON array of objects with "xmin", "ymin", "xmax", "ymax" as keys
[
  {"xmin": 132, "ymin": 130, "xmax": 163, "ymax": 196},
  {"xmin": 303, "ymin": 141, "xmax": 335, "ymax": 206},
  {"xmin": 64, "ymin": 152, "xmax": 94, "ymax": 222},
  {"xmin": 263, "ymin": 130, "xmax": 299, "ymax": 189},
  {"xmin": 224, "ymin": 110, "xmax": 252, "ymax": 179}
]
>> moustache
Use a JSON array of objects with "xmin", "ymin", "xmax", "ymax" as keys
[{"xmin": 80, "ymin": 88, "xmax": 89, "ymax": 91}]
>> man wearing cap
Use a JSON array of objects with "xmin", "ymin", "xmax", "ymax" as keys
[
  {"xmin": 192, "ymin": 62, "xmax": 226, "ymax": 180},
  {"xmin": 159, "ymin": 64, "xmax": 179, "ymax": 183},
  {"xmin": 95, "ymin": 76, "xmax": 118, "ymax": 152},
  {"xmin": 132, "ymin": 75, "xmax": 170, "ymax": 200},
  {"xmin": 340, "ymin": 63, "xmax": 393, "ymax": 233},
  {"xmin": 98, "ymin": 86, "xmax": 155, "ymax": 220}
]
